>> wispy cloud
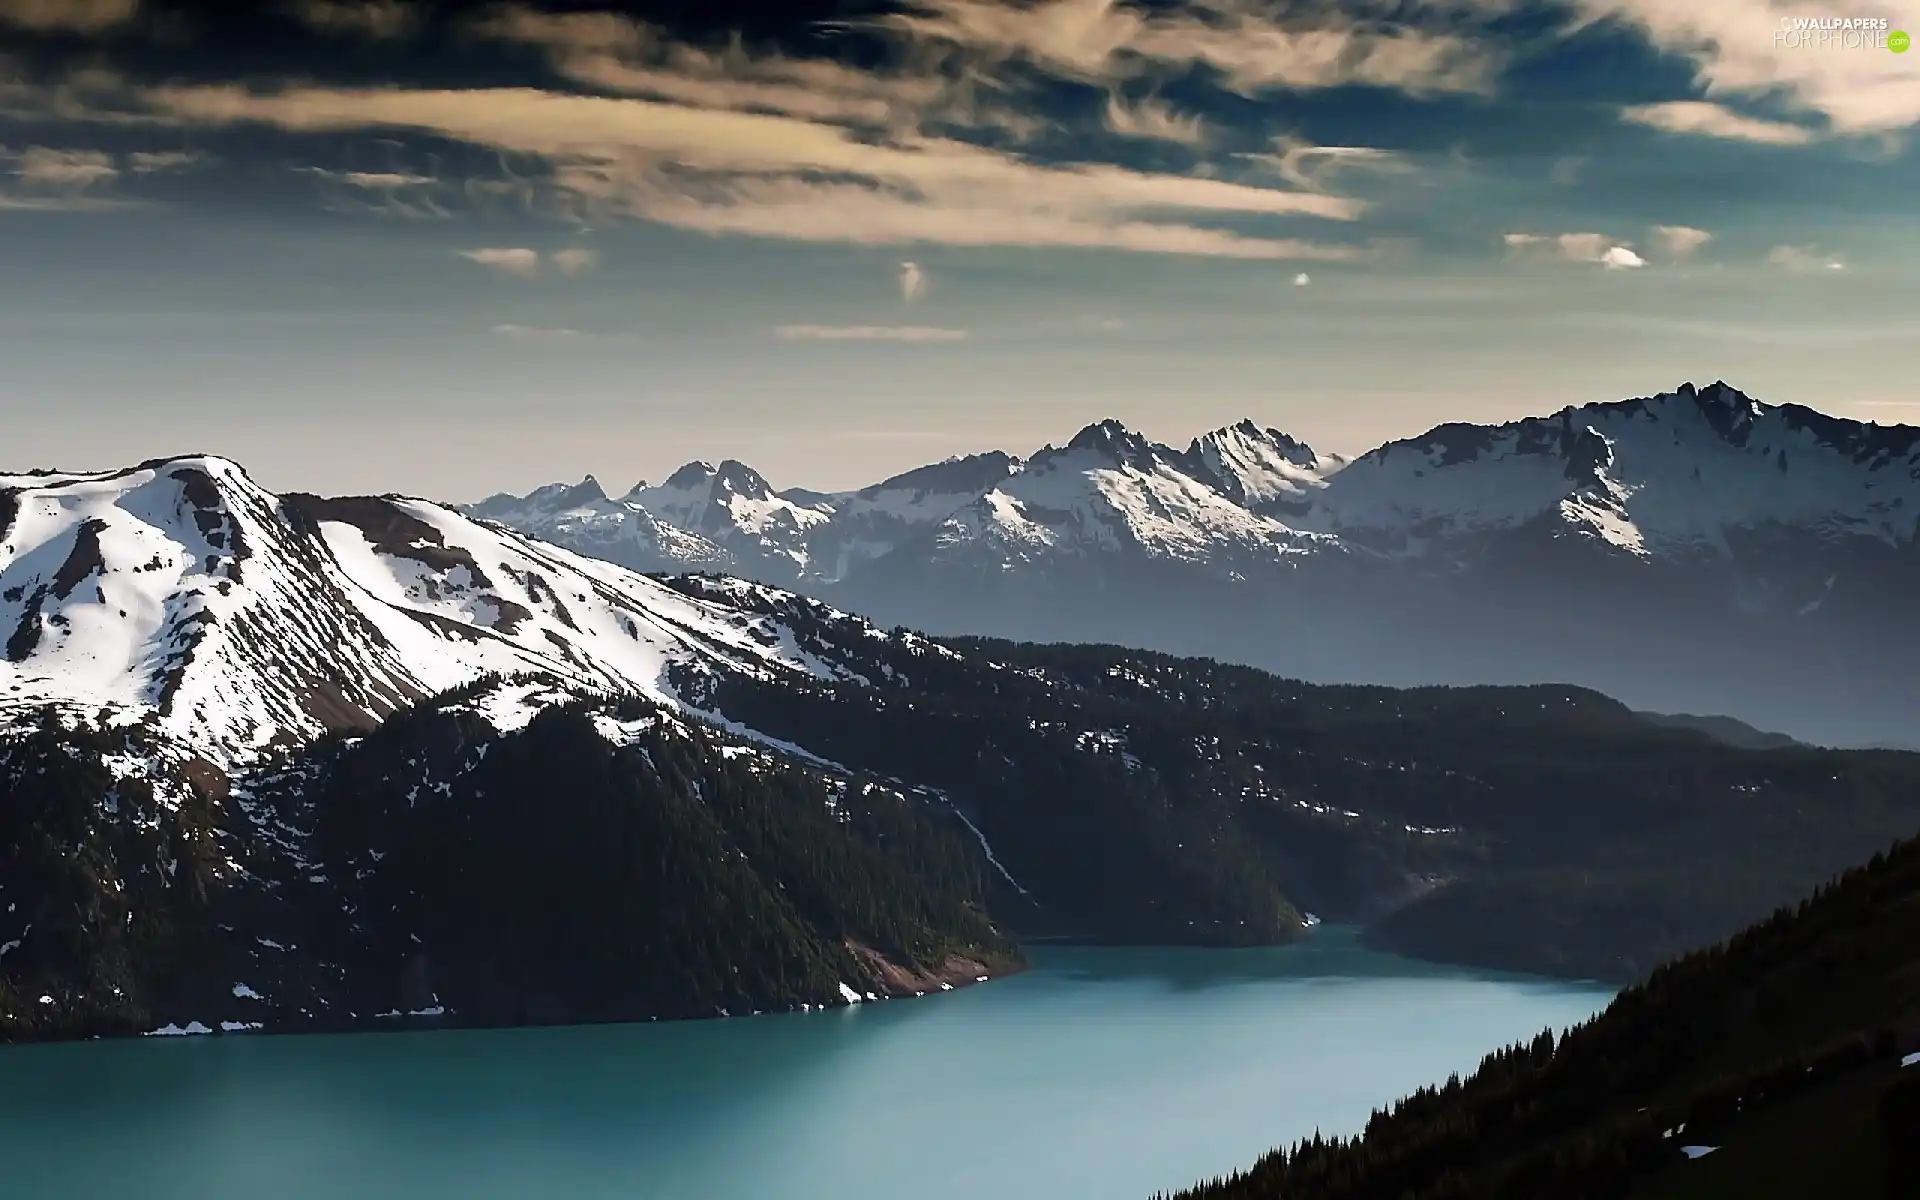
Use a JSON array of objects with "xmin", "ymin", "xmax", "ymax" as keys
[
  {"xmin": 301, "ymin": 164, "xmax": 447, "ymax": 217},
  {"xmin": 460, "ymin": 246, "xmax": 601, "ymax": 276},
  {"xmin": 1620, "ymin": 100, "xmax": 1816, "ymax": 145},
  {"xmin": 898, "ymin": 260, "xmax": 927, "ymax": 302},
  {"xmin": 0, "ymin": 143, "xmax": 146, "ymax": 210},
  {"xmin": 1101, "ymin": 91, "xmax": 1208, "ymax": 146},
  {"xmin": 0, "ymin": 0, "xmax": 141, "ymax": 34},
  {"xmin": 281, "ymin": 0, "xmax": 420, "ymax": 40},
  {"xmin": 1767, "ymin": 244, "xmax": 1846, "ymax": 272},
  {"xmin": 465, "ymin": 6, "xmax": 970, "ymax": 130},
  {"xmin": 1243, "ymin": 134, "xmax": 1410, "ymax": 192},
  {"xmin": 874, "ymin": 0, "xmax": 1505, "ymax": 97},
  {"xmin": 13, "ymin": 145, "xmax": 115, "ymax": 187},
  {"xmin": 123, "ymin": 83, "xmax": 1366, "ymax": 259},
  {"xmin": 1582, "ymin": 1, "xmax": 1917, "ymax": 133},
  {"xmin": 491, "ymin": 323, "xmax": 584, "ymax": 340},
  {"xmin": 460, "ymin": 246, "xmax": 542, "ymax": 276},
  {"xmin": 1649, "ymin": 224, "xmax": 1712, "ymax": 259},
  {"xmin": 550, "ymin": 246, "xmax": 597, "ymax": 275},
  {"xmin": 775, "ymin": 324, "xmax": 969, "ymax": 342},
  {"xmin": 126, "ymin": 149, "xmax": 204, "ymax": 173}
]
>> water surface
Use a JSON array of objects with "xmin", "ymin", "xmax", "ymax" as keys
[{"xmin": 0, "ymin": 929, "xmax": 1613, "ymax": 1200}]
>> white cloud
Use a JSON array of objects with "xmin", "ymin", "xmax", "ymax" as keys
[
  {"xmin": 1101, "ymin": 92, "xmax": 1208, "ymax": 146},
  {"xmin": 282, "ymin": 0, "xmax": 420, "ymax": 40},
  {"xmin": 491, "ymin": 323, "xmax": 583, "ymax": 339},
  {"xmin": 1503, "ymin": 231, "xmax": 1646, "ymax": 268},
  {"xmin": 1620, "ymin": 100, "xmax": 1815, "ymax": 145},
  {"xmin": 1292, "ymin": 272, "xmax": 1310, "ymax": 286},
  {"xmin": 1649, "ymin": 224, "xmax": 1712, "ymax": 258},
  {"xmin": 0, "ymin": 0, "xmax": 140, "ymax": 33},
  {"xmin": 1580, "ymin": 1, "xmax": 1919, "ymax": 133},
  {"xmin": 1599, "ymin": 245, "xmax": 1645, "ymax": 269},
  {"xmin": 550, "ymin": 246, "xmax": 598, "ymax": 275},
  {"xmin": 460, "ymin": 246, "xmax": 542, "ymax": 276},
  {"xmin": 1767, "ymin": 244, "xmax": 1846, "ymax": 272},
  {"xmin": 125, "ymin": 83, "xmax": 1365, "ymax": 259},
  {"xmin": 775, "ymin": 324, "xmax": 969, "ymax": 341},
  {"xmin": 898, "ymin": 260, "xmax": 927, "ymax": 302}
]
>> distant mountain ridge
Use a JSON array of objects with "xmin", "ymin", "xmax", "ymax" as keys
[{"xmin": 471, "ymin": 382, "xmax": 1920, "ymax": 746}]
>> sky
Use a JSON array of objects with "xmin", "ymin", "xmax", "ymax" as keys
[{"xmin": 0, "ymin": 0, "xmax": 1915, "ymax": 501}]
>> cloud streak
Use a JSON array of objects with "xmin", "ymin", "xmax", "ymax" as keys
[
  {"xmin": 491, "ymin": 323, "xmax": 584, "ymax": 339},
  {"xmin": 875, "ymin": 0, "xmax": 1505, "ymax": 97},
  {"xmin": 1767, "ymin": 244, "xmax": 1846, "ymax": 272},
  {"xmin": 120, "ymin": 81, "xmax": 1365, "ymax": 259},
  {"xmin": 775, "ymin": 324, "xmax": 969, "ymax": 341},
  {"xmin": 281, "ymin": 0, "xmax": 421, "ymax": 41},
  {"xmin": 460, "ymin": 246, "xmax": 542, "ymax": 276},
  {"xmin": 1620, "ymin": 100, "xmax": 1815, "ymax": 145},
  {"xmin": 0, "ymin": 0, "xmax": 140, "ymax": 34}
]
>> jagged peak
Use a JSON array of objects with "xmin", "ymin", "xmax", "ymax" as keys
[
  {"xmin": 865, "ymin": 450, "xmax": 1021, "ymax": 496},
  {"xmin": 1190, "ymin": 419, "xmax": 1319, "ymax": 468},
  {"xmin": 711, "ymin": 459, "xmax": 773, "ymax": 499},
  {"xmin": 520, "ymin": 475, "xmax": 607, "ymax": 510},
  {"xmin": 659, "ymin": 461, "xmax": 718, "ymax": 491},
  {"xmin": 1056, "ymin": 420, "xmax": 1178, "ymax": 476}
]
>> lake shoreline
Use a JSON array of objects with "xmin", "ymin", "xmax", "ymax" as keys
[{"xmin": 1, "ymin": 924, "xmax": 1619, "ymax": 1050}]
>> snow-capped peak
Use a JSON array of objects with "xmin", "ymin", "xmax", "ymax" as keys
[
  {"xmin": 2, "ymin": 457, "xmax": 879, "ymax": 766},
  {"xmin": 1189, "ymin": 420, "xmax": 1345, "ymax": 511},
  {"xmin": 1314, "ymin": 381, "xmax": 1920, "ymax": 555}
]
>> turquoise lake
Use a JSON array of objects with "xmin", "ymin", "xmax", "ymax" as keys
[{"xmin": 0, "ymin": 929, "xmax": 1614, "ymax": 1200}]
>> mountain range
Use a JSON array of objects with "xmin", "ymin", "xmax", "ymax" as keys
[
  {"xmin": 8, "ymin": 453, "xmax": 1920, "ymax": 1042},
  {"xmin": 472, "ymin": 382, "xmax": 1920, "ymax": 748}
]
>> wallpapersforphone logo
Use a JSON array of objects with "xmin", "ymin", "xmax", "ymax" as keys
[{"xmin": 1772, "ymin": 15, "xmax": 1907, "ymax": 49}]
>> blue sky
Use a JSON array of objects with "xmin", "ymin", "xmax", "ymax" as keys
[{"xmin": 0, "ymin": 0, "xmax": 1915, "ymax": 499}]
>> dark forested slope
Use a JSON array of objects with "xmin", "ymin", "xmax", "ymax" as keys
[
  {"xmin": 661, "ymin": 576, "xmax": 1920, "ymax": 981},
  {"xmin": 0, "ymin": 689, "xmax": 1015, "ymax": 1043},
  {"xmin": 1165, "ymin": 832, "xmax": 1920, "ymax": 1200}
]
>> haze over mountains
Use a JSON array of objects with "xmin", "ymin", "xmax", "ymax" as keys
[{"xmin": 473, "ymin": 382, "xmax": 1920, "ymax": 748}]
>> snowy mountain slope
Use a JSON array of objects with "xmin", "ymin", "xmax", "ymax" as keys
[
  {"xmin": 0, "ymin": 457, "xmax": 879, "ymax": 766},
  {"xmin": 804, "ymin": 452, "xmax": 1023, "ymax": 580},
  {"xmin": 1188, "ymin": 419, "xmax": 1350, "ymax": 513},
  {"xmin": 1311, "ymin": 381, "xmax": 1920, "ymax": 557}
]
